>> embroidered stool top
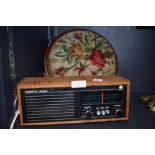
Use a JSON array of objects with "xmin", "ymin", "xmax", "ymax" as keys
[{"xmin": 44, "ymin": 29, "xmax": 118, "ymax": 77}]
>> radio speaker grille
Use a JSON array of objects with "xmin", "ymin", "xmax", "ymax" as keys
[{"xmin": 21, "ymin": 89, "xmax": 75, "ymax": 123}]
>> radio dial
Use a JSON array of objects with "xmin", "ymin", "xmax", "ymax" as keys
[{"xmin": 115, "ymin": 109, "xmax": 123, "ymax": 117}]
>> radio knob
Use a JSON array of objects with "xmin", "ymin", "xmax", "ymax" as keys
[
  {"xmin": 84, "ymin": 111, "xmax": 93, "ymax": 119},
  {"xmin": 115, "ymin": 109, "xmax": 123, "ymax": 117}
]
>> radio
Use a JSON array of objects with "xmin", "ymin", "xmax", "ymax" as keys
[{"xmin": 17, "ymin": 75, "xmax": 130, "ymax": 126}]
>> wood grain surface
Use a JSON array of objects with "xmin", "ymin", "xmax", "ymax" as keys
[{"xmin": 17, "ymin": 75, "xmax": 130, "ymax": 126}]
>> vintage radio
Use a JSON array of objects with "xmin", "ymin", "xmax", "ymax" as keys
[{"xmin": 17, "ymin": 75, "xmax": 130, "ymax": 126}]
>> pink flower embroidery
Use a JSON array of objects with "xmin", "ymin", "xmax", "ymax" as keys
[
  {"xmin": 89, "ymin": 48, "xmax": 107, "ymax": 68},
  {"xmin": 73, "ymin": 67, "xmax": 86, "ymax": 75},
  {"xmin": 55, "ymin": 67, "xmax": 65, "ymax": 76}
]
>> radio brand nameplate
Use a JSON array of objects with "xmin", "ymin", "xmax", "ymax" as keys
[{"xmin": 71, "ymin": 80, "xmax": 86, "ymax": 88}]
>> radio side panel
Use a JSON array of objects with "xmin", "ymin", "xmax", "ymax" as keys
[
  {"xmin": 17, "ymin": 86, "xmax": 24, "ymax": 126},
  {"xmin": 126, "ymin": 82, "xmax": 130, "ymax": 118}
]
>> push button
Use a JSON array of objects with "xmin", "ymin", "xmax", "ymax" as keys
[
  {"xmin": 96, "ymin": 110, "xmax": 101, "ymax": 116},
  {"xmin": 101, "ymin": 110, "xmax": 105, "ymax": 115},
  {"xmin": 105, "ymin": 109, "xmax": 110, "ymax": 115}
]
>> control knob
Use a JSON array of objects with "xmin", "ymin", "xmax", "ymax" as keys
[
  {"xmin": 84, "ymin": 110, "xmax": 93, "ymax": 119},
  {"xmin": 115, "ymin": 108, "xmax": 123, "ymax": 117}
]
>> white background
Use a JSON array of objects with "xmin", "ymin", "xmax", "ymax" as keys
[
  {"xmin": 0, "ymin": 0, "xmax": 155, "ymax": 26},
  {"xmin": 1, "ymin": 130, "xmax": 155, "ymax": 155}
]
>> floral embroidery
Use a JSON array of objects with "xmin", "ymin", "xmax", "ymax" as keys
[
  {"xmin": 89, "ymin": 48, "xmax": 107, "ymax": 68},
  {"xmin": 73, "ymin": 67, "xmax": 86, "ymax": 76},
  {"xmin": 69, "ymin": 42, "xmax": 84, "ymax": 59},
  {"xmin": 74, "ymin": 32, "xmax": 82, "ymax": 42},
  {"xmin": 48, "ymin": 30, "xmax": 117, "ymax": 77},
  {"xmin": 55, "ymin": 67, "xmax": 65, "ymax": 76}
]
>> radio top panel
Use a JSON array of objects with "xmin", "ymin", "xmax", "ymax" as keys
[{"xmin": 17, "ymin": 75, "xmax": 130, "ymax": 89}]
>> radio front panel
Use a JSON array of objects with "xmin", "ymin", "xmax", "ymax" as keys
[{"xmin": 19, "ymin": 85, "xmax": 127, "ymax": 125}]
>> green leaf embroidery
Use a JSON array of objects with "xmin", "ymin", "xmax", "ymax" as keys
[
  {"xmin": 49, "ymin": 57, "xmax": 66, "ymax": 63},
  {"xmin": 63, "ymin": 44, "xmax": 69, "ymax": 53},
  {"xmin": 85, "ymin": 47, "xmax": 91, "ymax": 53},
  {"xmin": 80, "ymin": 62, "xmax": 83, "ymax": 67},
  {"xmin": 102, "ymin": 67, "xmax": 112, "ymax": 74},
  {"xmin": 111, "ymin": 60, "xmax": 115, "ymax": 65},
  {"xmin": 49, "ymin": 58, "xmax": 58, "ymax": 63},
  {"xmin": 55, "ymin": 51, "xmax": 66, "ymax": 57},
  {"xmin": 95, "ymin": 40, "xmax": 103, "ymax": 49},
  {"xmin": 102, "ymin": 42, "xmax": 111, "ymax": 48},
  {"xmin": 85, "ymin": 35, "xmax": 89, "ymax": 44},
  {"xmin": 96, "ymin": 68, "xmax": 103, "ymax": 74},
  {"xmin": 74, "ymin": 57, "xmax": 79, "ymax": 65},
  {"xmin": 104, "ymin": 51, "xmax": 114, "ymax": 58},
  {"xmin": 66, "ymin": 55, "xmax": 72, "ymax": 64},
  {"xmin": 84, "ymin": 55, "xmax": 90, "ymax": 60},
  {"xmin": 84, "ymin": 61, "xmax": 89, "ymax": 67},
  {"xmin": 60, "ymin": 58, "xmax": 67, "ymax": 63},
  {"xmin": 64, "ymin": 65, "xmax": 75, "ymax": 73}
]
